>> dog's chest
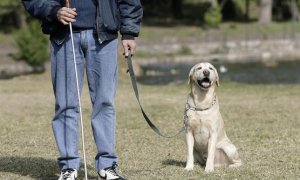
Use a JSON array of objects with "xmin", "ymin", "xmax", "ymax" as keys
[{"xmin": 185, "ymin": 110, "xmax": 214, "ymax": 130}]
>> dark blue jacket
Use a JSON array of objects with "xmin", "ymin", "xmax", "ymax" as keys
[{"xmin": 22, "ymin": 0, "xmax": 143, "ymax": 45}]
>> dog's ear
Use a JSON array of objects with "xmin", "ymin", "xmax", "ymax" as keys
[
  {"xmin": 212, "ymin": 66, "xmax": 220, "ymax": 86},
  {"xmin": 188, "ymin": 65, "xmax": 195, "ymax": 85}
]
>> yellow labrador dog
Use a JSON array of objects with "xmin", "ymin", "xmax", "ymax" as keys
[{"xmin": 184, "ymin": 62, "xmax": 242, "ymax": 172}]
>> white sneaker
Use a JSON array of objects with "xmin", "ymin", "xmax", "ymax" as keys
[
  {"xmin": 58, "ymin": 168, "xmax": 78, "ymax": 180},
  {"xmin": 98, "ymin": 163, "xmax": 125, "ymax": 180}
]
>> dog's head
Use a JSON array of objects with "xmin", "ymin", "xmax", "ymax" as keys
[{"xmin": 188, "ymin": 62, "xmax": 219, "ymax": 91}]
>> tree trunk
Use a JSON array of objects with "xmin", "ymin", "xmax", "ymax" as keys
[
  {"xmin": 259, "ymin": 0, "xmax": 272, "ymax": 24},
  {"xmin": 244, "ymin": 0, "xmax": 250, "ymax": 21},
  {"xmin": 210, "ymin": 0, "xmax": 218, "ymax": 7},
  {"xmin": 12, "ymin": 5, "xmax": 27, "ymax": 28},
  {"xmin": 291, "ymin": 0, "xmax": 299, "ymax": 21},
  {"xmin": 172, "ymin": 0, "xmax": 183, "ymax": 18},
  {"xmin": 219, "ymin": 0, "xmax": 228, "ymax": 10}
]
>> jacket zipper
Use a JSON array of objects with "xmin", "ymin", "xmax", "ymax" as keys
[{"xmin": 96, "ymin": 2, "xmax": 103, "ymax": 44}]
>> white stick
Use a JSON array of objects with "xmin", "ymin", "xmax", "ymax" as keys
[{"xmin": 69, "ymin": 22, "xmax": 88, "ymax": 180}]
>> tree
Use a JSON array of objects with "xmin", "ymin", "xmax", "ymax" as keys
[
  {"xmin": 259, "ymin": 0, "xmax": 273, "ymax": 23},
  {"xmin": 291, "ymin": 0, "xmax": 299, "ymax": 21},
  {"xmin": 204, "ymin": 0, "xmax": 222, "ymax": 27},
  {"xmin": 0, "ymin": 0, "xmax": 27, "ymax": 28},
  {"xmin": 245, "ymin": 0, "xmax": 250, "ymax": 21},
  {"xmin": 13, "ymin": 20, "xmax": 49, "ymax": 73}
]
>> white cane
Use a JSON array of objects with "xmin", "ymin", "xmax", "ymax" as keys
[{"xmin": 65, "ymin": 0, "xmax": 88, "ymax": 179}]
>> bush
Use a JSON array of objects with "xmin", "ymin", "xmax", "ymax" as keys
[
  {"xmin": 13, "ymin": 20, "xmax": 49, "ymax": 72},
  {"xmin": 204, "ymin": 6, "xmax": 222, "ymax": 28}
]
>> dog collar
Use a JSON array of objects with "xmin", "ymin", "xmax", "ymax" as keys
[{"xmin": 185, "ymin": 95, "xmax": 217, "ymax": 112}]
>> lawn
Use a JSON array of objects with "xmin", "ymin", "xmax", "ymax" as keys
[
  {"xmin": 0, "ymin": 21, "xmax": 300, "ymax": 179},
  {"xmin": 0, "ymin": 59, "xmax": 299, "ymax": 179}
]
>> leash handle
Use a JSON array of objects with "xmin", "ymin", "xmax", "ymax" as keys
[{"xmin": 126, "ymin": 53, "xmax": 185, "ymax": 138}]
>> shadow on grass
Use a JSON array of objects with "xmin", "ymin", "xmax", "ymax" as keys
[
  {"xmin": 162, "ymin": 159, "xmax": 186, "ymax": 168},
  {"xmin": 0, "ymin": 156, "xmax": 96, "ymax": 179}
]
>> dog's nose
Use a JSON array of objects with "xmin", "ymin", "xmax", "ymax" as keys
[{"xmin": 203, "ymin": 69, "xmax": 210, "ymax": 76}]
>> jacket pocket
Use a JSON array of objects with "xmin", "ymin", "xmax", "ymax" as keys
[
  {"xmin": 100, "ymin": 0, "xmax": 120, "ymax": 32},
  {"xmin": 49, "ymin": 26, "xmax": 68, "ymax": 45}
]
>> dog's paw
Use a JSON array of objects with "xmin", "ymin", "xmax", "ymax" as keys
[
  {"xmin": 229, "ymin": 162, "xmax": 242, "ymax": 168},
  {"xmin": 204, "ymin": 166, "xmax": 214, "ymax": 173},
  {"xmin": 184, "ymin": 165, "xmax": 194, "ymax": 171}
]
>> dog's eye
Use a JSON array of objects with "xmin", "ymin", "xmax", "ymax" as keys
[
  {"xmin": 209, "ymin": 67, "xmax": 213, "ymax": 70},
  {"xmin": 197, "ymin": 67, "xmax": 202, "ymax": 70}
]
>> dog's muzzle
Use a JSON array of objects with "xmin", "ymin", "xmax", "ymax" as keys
[{"xmin": 197, "ymin": 77, "xmax": 212, "ymax": 89}]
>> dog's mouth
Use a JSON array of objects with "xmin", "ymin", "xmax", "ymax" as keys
[{"xmin": 197, "ymin": 77, "xmax": 212, "ymax": 89}]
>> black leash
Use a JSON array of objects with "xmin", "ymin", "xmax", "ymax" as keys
[{"xmin": 126, "ymin": 54, "xmax": 185, "ymax": 138}]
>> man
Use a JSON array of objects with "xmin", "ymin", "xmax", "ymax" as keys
[{"xmin": 22, "ymin": 0, "xmax": 143, "ymax": 179}]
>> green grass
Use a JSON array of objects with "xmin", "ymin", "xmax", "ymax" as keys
[{"xmin": 0, "ymin": 64, "xmax": 300, "ymax": 179}]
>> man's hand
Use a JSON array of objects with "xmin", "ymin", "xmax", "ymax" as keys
[
  {"xmin": 57, "ymin": 7, "xmax": 77, "ymax": 25},
  {"xmin": 122, "ymin": 40, "xmax": 136, "ymax": 57}
]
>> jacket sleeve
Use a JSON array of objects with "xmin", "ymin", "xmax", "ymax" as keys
[
  {"xmin": 118, "ymin": 0, "xmax": 143, "ymax": 37},
  {"xmin": 22, "ymin": 0, "xmax": 62, "ymax": 23}
]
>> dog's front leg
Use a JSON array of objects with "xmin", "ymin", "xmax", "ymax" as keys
[
  {"xmin": 205, "ymin": 132, "xmax": 217, "ymax": 173},
  {"xmin": 185, "ymin": 130, "xmax": 194, "ymax": 171}
]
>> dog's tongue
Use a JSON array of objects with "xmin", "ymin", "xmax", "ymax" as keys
[{"xmin": 201, "ymin": 81, "xmax": 210, "ymax": 88}]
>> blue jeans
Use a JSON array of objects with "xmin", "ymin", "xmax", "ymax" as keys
[{"xmin": 50, "ymin": 29, "xmax": 118, "ymax": 171}]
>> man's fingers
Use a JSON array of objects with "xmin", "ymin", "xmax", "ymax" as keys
[
  {"xmin": 61, "ymin": 19, "xmax": 68, "ymax": 25},
  {"xmin": 122, "ymin": 40, "xmax": 137, "ymax": 57},
  {"xmin": 124, "ymin": 46, "xmax": 129, "ymax": 57},
  {"xmin": 57, "ymin": 7, "xmax": 77, "ymax": 24},
  {"xmin": 64, "ymin": 17, "xmax": 76, "ymax": 23},
  {"xmin": 59, "ymin": 16, "xmax": 75, "ymax": 24},
  {"xmin": 62, "ymin": 11, "xmax": 75, "ymax": 19},
  {"xmin": 59, "ymin": 7, "xmax": 76, "ymax": 17},
  {"xmin": 129, "ymin": 43, "xmax": 136, "ymax": 55},
  {"xmin": 65, "ymin": 8, "xmax": 77, "ymax": 16},
  {"xmin": 130, "ymin": 47, "xmax": 136, "ymax": 55}
]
